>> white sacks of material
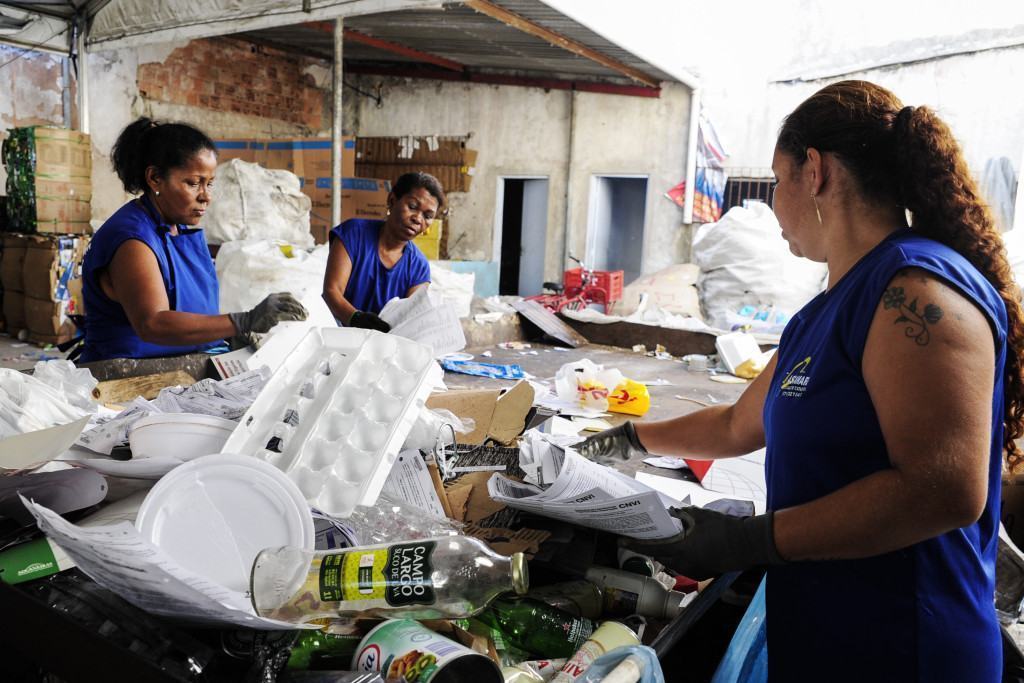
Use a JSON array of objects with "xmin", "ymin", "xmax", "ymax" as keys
[
  {"xmin": 204, "ymin": 159, "xmax": 314, "ymax": 247},
  {"xmin": 216, "ymin": 240, "xmax": 335, "ymax": 327},
  {"xmin": 693, "ymin": 202, "xmax": 827, "ymax": 333}
]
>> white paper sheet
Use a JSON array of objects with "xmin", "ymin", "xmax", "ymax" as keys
[
  {"xmin": 700, "ymin": 448, "xmax": 767, "ymax": 504},
  {"xmin": 635, "ymin": 471, "xmax": 766, "ymax": 515},
  {"xmin": 643, "ymin": 456, "xmax": 690, "ymax": 470},
  {"xmin": 380, "ymin": 288, "xmax": 467, "ymax": 356},
  {"xmin": 23, "ymin": 497, "xmax": 312, "ymax": 629},
  {"xmin": 489, "ymin": 438, "xmax": 682, "ymax": 540},
  {"xmin": 0, "ymin": 415, "xmax": 91, "ymax": 471},
  {"xmin": 382, "ymin": 450, "xmax": 446, "ymax": 518}
]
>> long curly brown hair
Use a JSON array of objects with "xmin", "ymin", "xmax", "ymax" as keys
[{"xmin": 776, "ymin": 79, "xmax": 1024, "ymax": 472}]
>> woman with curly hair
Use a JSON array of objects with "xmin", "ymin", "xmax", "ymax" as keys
[{"xmin": 580, "ymin": 80, "xmax": 1021, "ymax": 680}]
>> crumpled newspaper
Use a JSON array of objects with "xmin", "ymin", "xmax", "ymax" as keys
[{"xmin": 76, "ymin": 369, "xmax": 269, "ymax": 455}]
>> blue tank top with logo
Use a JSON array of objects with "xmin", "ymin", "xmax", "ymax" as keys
[{"xmin": 762, "ymin": 230, "xmax": 1004, "ymax": 681}]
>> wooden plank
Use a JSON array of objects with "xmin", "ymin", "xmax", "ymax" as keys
[
  {"xmin": 92, "ymin": 370, "xmax": 198, "ymax": 405},
  {"xmin": 512, "ymin": 299, "xmax": 588, "ymax": 348},
  {"xmin": 464, "ymin": 0, "xmax": 662, "ymax": 88}
]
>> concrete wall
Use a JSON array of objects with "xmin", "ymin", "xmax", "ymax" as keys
[
  {"xmin": 86, "ymin": 37, "xmax": 337, "ymax": 225},
  {"xmin": 352, "ymin": 75, "xmax": 691, "ymax": 279},
  {"xmin": 0, "ymin": 45, "xmax": 77, "ymax": 195}
]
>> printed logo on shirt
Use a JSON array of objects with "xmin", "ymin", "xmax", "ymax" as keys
[{"xmin": 779, "ymin": 356, "xmax": 812, "ymax": 398}]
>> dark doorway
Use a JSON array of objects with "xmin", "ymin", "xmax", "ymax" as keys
[{"xmin": 499, "ymin": 179, "xmax": 524, "ymax": 295}]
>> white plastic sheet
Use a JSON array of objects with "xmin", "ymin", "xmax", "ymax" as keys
[
  {"xmin": 216, "ymin": 239, "xmax": 335, "ymax": 327},
  {"xmin": 693, "ymin": 203, "xmax": 827, "ymax": 333},
  {"xmin": 205, "ymin": 159, "xmax": 313, "ymax": 247}
]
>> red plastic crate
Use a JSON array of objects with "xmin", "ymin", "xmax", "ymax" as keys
[{"xmin": 563, "ymin": 268, "xmax": 624, "ymax": 304}]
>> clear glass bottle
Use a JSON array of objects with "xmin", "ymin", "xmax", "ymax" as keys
[{"xmin": 250, "ymin": 535, "xmax": 528, "ymax": 623}]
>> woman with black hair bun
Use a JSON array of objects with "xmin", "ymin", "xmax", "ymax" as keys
[
  {"xmin": 79, "ymin": 117, "xmax": 307, "ymax": 362},
  {"xmin": 322, "ymin": 172, "xmax": 445, "ymax": 332}
]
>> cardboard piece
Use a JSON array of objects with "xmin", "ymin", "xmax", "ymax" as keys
[
  {"xmin": 513, "ymin": 299, "xmax": 588, "ymax": 348},
  {"xmin": 463, "ymin": 523, "xmax": 551, "ymax": 559},
  {"xmin": 215, "ymin": 137, "xmax": 355, "ymax": 178},
  {"xmin": 425, "ymin": 380, "xmax": 535, "ymax": 446},
  {"xmin": 444, "ymin": 471, "xmax": 507, "ymax": 524},
  {"xmin": 309, "ymin": 177, "xmax": 392, "ymax": 244}
]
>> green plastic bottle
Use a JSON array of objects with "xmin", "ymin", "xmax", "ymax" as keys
[{"xmin": 475, "ymin": 597, "xmax": 596, "ymax": 659}]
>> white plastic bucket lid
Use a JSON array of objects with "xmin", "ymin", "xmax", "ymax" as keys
[
  {"xmin": 135, "ymin": 453, "xmax": 314, "ymax": 593},
  {"xmin": 129, "ymin": 413, "xmax": 238, "ymax": 433}
]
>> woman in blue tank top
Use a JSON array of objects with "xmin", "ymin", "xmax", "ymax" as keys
[
  {"xmin": 579, "ymin": 81, "xmax": 1023, "ymax": 681},
  {"xmin": 322, "ymin": 172, "xmax": 443, "ymax": 333},
  {"xmin": 80, "ymin": 118, "xmax": 307, "ymax": 362}
]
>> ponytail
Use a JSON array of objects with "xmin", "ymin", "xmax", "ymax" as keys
[
  {"xmin": 111, "ymin": 117, "xmax": 217, "ymax": 195},
  {"xmin": 893, "ymin": 105, "xmax": 1024, "ymax": 471},
  {"xmin": 778, "ymin": 80, "xmax": 1024, "ymax": 471}
]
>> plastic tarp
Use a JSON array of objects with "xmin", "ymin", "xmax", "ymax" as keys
[
  {"xmin": 692, "ymin": 202, "xmax": 827, "ymax": 333},
  {"xmin": 85, "ymin": 0, "xmax": 441, "ymax": 50},
  {"xmin": 204, "ymin": 159, "xmax": 314, "ymax": 248}
]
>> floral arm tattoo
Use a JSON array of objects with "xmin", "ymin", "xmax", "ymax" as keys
[{"xmin": 882, "ymin": 286, "xmax": 943, "ymax": 346}]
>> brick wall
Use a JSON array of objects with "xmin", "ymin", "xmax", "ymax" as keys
[{"xmin": 137, "ymin": 38, "xmax": 329, "ymax": 130}]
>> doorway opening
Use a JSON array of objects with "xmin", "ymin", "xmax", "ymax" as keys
[
  {"xmin": 495, "ymin": 176, "xmax": 550, "ymax": 296},
  {"xmin": 586, "ymin": 175, "xmax": 648, "ymax": 284}
]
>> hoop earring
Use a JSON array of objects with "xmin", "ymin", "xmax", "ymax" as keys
[{"xmin": 812, "ymin": 194, "xmax": 822, "ymax": 226}]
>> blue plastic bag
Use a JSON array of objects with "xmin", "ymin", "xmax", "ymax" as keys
[
  {"xmin": 441, "ymin": 359, "xmax": 526, "ymax": 380},
  {"xmin": 577, "ymin": 645, "xmax": 664, "ymax": 683},
  {"xmin": 711, "ymin": 576, "xmax": 767, "ymax": 683}
]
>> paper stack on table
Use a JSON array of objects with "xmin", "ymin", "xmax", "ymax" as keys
[{"xmin": 487, "ymin": 432, "xmax": 682, "ymax": 540}]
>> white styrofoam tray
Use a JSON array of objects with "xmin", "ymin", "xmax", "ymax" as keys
[{"xmin": 221, "ymin": 327, "xmax": 442, "ymax": 517}]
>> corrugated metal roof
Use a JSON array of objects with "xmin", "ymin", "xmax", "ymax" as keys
[{"xmin": 241, "ymin": 0, "xmax": 679, "ymax": 87}]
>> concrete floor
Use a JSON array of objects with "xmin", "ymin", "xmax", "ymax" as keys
[
  {"xmin": 0, "ymin": 333, "xmax": 68, "ymax": 371},
  {"xmin": 451, "ymin": 341, "xmax": 751, "ymax": 480}
]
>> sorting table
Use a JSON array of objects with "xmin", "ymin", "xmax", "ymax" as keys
[{"xmin": 0, "ymin": 342, "xmax": 753, "ymax": 681}]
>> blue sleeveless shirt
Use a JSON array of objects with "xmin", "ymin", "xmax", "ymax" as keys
[
  {"xmin": 763, "ymin": 230, "xmax": 1004, "ymax": 681},
  {"xmin": 330, "ymin": 219, "xmax": 430, "ymax": 317},
  {"xmin": 79, "ymin": 196, "xmax": 224, "ymax": 362}
]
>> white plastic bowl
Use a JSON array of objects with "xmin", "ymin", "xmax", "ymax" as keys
[{"xmin": 128, "ymin": 413, "xmax": 237, "ymax": 461}]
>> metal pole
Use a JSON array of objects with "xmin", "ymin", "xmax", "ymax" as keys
[
  {"xmin": 76, "ymin": 18, "xmax": 90, "ymax": 134},
  {"xmin": 331, "ymin": 17, "xmax": 344, "ymax": 227},
  {"xmin": 560, "ymin": 89, "xmax": 576, "ymax": 273},
  {"xmin": 682, "ymin": 86, "xmax": 701, "ymax": 225}
]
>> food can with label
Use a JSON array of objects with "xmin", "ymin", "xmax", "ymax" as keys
[
  {"xmin": 353, "ymin": 619, "xmax": 503, "ymax": 683},
  {"xmin": 549, "ymin": 621, "xmax": 640, "ymax": 683}
]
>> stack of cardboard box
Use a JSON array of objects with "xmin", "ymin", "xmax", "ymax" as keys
[
  {"xmin": 1, "ymin": 233, "xmax": 87, "ymax": 345},
  {"xmin": 214, "ymin": 136, "xmax": 391, "ymax": 244},
  {"xmin": 2, "ymin": 127, "xmax": 92, "ymax": 235},
  {"xmin": 355, "ymin": 136, "xmax": 477, "ymax": 194}
]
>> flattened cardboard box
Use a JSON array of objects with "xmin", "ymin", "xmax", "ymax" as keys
[{"xmin": 425, "ymin": 380, "xmax": 534, "ymax": 445}]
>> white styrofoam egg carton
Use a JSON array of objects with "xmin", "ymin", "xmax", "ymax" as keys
[{"xmin": 221, "ymin": 327, "xmax": 442, "ymax": 517}]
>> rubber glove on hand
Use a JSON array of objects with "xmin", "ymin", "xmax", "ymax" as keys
[
  {"xmin": 576, "ymin": 422, "xmax": 646, "ymax": 464},
  {"xmin": 349, "ymin": 311, "xmax": 391, "ymax": 333},
  {"xmin": 228, "ymin": 292, "xmax": 308, "ymax": 334},
  {"xmin": 622, "ymin": 506, "xmax": 784, "ymax": 580}
]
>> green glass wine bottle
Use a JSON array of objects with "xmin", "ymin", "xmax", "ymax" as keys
[{"xmin": 475, "ymin": 597, "xmax": 596, "ymax": 659}]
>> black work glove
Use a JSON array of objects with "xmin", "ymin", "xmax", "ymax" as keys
[
  {"xmin": 349, "ymin": 311, "xmax": 391, "ymax": 333},
  {"xmin": 622, "ymin": 507, "xmax": 785, "ymax": 580},
  {"xmin": 576, "ymin": 421, "xmax": 646, "ymax": 464},
  {"xmin": 229, "ymin": 292, "xmax": 308, "ymax": 334}
]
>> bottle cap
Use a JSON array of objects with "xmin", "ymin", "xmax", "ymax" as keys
[{"xmin": 511, "ymin": 552, "xmax": 529, "ymax": 595}]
